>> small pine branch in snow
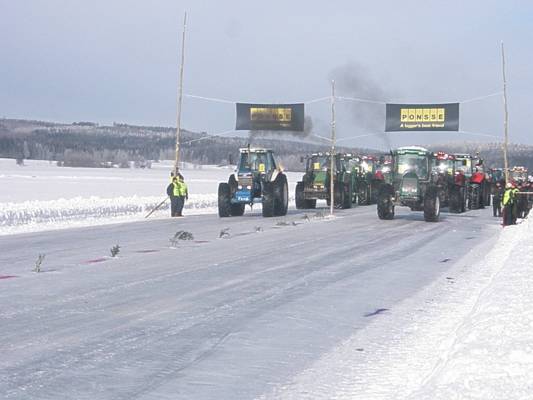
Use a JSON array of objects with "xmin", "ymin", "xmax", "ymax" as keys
[
  {"xmin": 219, "ymin": 228, "xmax": 230, "ymax": 239},
  {"xmin": 170, "ymin": 230, "xmax": 194, "ymax": 247},
  {"xmin": 110, "ymin": 244, "xmax": 120, "ymax": 257},
  {"xmin": 254, "ymin": 226, "xmax": 263, "ymax": 232},
  {"xmin": 315, "ymin": 211, "xmax": 327, "ymax": 219},
  {"xmin": 34, "ymin": 254, "xmax": 45, "ymax": 273}
]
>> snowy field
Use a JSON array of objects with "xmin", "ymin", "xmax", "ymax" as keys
[{"xmin": 0, "ymin": 158, "xmax": 299, "ymax": 235}]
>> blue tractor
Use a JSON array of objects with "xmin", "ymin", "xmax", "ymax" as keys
[{"xmin": 218, "ymin": 148, "xmax": 289, "ymax": 217}]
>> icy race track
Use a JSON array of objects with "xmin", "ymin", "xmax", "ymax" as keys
[{"xmin": 2, "ymin": 200, "xmax": 524, "ymax": 399}]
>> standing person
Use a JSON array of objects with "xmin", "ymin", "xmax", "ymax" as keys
[
  {"xmin": 511, "ymin": 184, "xmax": 519, "ymax": 224},
  {"xmin": 502, "ymin": 183, "xmax": 518, "ymax": 226},
  {"xmin": 517, "ymin": 183, "xmax": 528, "ymax": 219},
  {"xmin": 492, "ymin": 182, "xmax": 503, "ymax": 217},
  {"xmin": 526, "ymin": 180, "xmax": 533, "ymax": 218},
  {"xmin": 173, "ymin": 174, "xmax": 188, "ymax": 217},
  {"xmin": 167, "ymin": 174, "xmax": 178, "ymax": 217}
]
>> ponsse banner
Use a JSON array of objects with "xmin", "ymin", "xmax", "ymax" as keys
[
  {"xmin": 236, "ymin": 103, "xmax": 305, "ymax": 131},
  {"xmin": 385, "ymin": 103, "xmax": 459, "ymax": 131}
]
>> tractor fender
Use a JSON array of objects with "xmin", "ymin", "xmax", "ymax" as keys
[{"xmin": 270, "ymin": 169, "xmax": 280, "ymax": 182}]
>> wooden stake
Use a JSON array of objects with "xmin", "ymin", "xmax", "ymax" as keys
[
  {"xmin": 501, "ymin": 41, "xmax": 510, "ymax": 183},
  {"xmin": 330, "ymin": 80, "xmax": 336, "ymax": 216},
  {"xmin": 174, "ymin": 12, "xmax": 187, "ymax": 176}
]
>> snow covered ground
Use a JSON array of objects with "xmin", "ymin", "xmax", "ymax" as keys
[
  {"xmin": 264, "ymin": 217, "xmax": 533, "ymax": 400},
  {"xmin": 0, "ymin": 158, "xmax": 299, "ymax": 235},
  {"xmin": 1, "ymin": 157, "xmax": 532, "ymax": 399}
]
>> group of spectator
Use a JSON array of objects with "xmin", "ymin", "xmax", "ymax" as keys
[
  {"xmin": 166, "ymin": 172, "xmax": 188, "ymax": 217},
  {"xmin": 493, "ymin": 180, "xmax": 532, "ymax": 226}
]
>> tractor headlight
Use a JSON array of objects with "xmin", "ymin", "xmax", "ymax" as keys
[
  {"xmin": 238, "ymin": 185, "xmax": 243, "ymax": 189},
  {"xmin": 246, "ymin": 185, "xmax": 252, "ymax": 190}
]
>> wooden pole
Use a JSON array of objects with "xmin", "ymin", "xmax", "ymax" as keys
[
  {"xmin": 501, "ymin": 41, "xmax": 510, "ymax": 183},
  {"xmin": 174, "ymin": 12, "xmax": 187, "ymax": 176},
  {"xmin": 330, "ymin": 80, "xmax": 336, "ymax": 216}
]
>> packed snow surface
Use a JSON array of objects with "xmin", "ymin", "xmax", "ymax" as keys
[
  {"xmin": 1, "ymin": 158, "xmax": 531, "ymax": 399},
  {"xmin": 264, "ymin": 217, "xmax": 533, "ymax": 400}
]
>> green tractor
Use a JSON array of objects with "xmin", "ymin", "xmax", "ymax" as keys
[
  {"xmin": 377, "ymin": 146, "xmax": 441, "ymax": 222},
  {"xmin": 218, "ymin": 147, "xmax": 288, "ymax": 218},
  {"xmin": 295, "ymin": 152, "xmax": 354, "ymax": 209}
]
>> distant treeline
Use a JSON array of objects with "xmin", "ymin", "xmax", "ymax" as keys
[
  {"xmin": 2, "ymin": 118, "xmax": 531, "ymax": 172},
  {"xmin": 0, "ymin": 118, "xmax": 374, "ymax": 171}
]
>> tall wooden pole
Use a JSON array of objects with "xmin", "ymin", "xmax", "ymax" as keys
[
  {"xmin": 174, "ymin": 12, "xmax": 187, "ymax": 176},
  {"xmin": 330, "ymin": 80, "xmax": 336, "ymax": 216},
  {"xmin": 501, "ymin": 41, "xmax": 510, "ymax": 183}
]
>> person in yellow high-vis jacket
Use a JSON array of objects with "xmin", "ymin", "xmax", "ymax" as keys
[
  {"xmin": 171, "ymin": 175, "xmax": 188, "ymax": 217},
  {"xmin": 502, "ymin": 182, "xmax": 518, "ymax": 226}
]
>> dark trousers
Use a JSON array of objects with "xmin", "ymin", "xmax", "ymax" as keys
[
  {"xmin": 493, "ymin": 201, "xmax": 501, "ymax": 217},
  {"xmin": 171, "ymin": 196, "xmax": 185, "ymax": 217},
  {"xmin": 503, "ymin": 204, "xmax": 515, "ymax": 226}
]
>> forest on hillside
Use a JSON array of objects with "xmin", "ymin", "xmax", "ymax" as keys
[
  {"xmin": 0, "ymin": 119, "xmax": 374, "ymax": 171},
  {"xmin": 1, "ymin": 118, "xmax": 532, "ymax": 172}
]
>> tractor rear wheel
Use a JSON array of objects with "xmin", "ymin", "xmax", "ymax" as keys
[
  {"xmin": 295, "ymin": 182, "xmax": 305, "ymax": 209},
  {"xmin": 274, "ymin": 174, "xmax": 288, "ymax": 216},
  {"xmin": 343, "ymin": 181, "xmax": 352, "ymax": 209},
  {"xmin": 218, "ymin": 182, "xmax": 232, "ymax": 217},
  {"xmin": 424, "ymin": 187, "xmax": 440, "ymax": 222},
  {"xmin": 470, "ymin": 185, "xmax": 481, "ymax": 210},
  {"xmin": 449, "ymin": 186, "xmax": 461, "ymax": 213},
  {"xmin": 262, "ymin": 182, "xmax": 275, "ymax": 217},
  {"xmin": 334, "ymin": 183, "xmax": 345, "ymax": 208},
  {"xmin": 358, "ymin": 184, "xmax": 370, "ymax": 205}
]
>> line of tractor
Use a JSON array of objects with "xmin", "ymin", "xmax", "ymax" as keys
[{"xmin": 217, "ymin": 146, "xmax": 527, "ymax": 222}]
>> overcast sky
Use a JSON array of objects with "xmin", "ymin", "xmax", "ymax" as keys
[{"xmin": 1, "ymin": 0, "xmax": 532, "ymax": 149}]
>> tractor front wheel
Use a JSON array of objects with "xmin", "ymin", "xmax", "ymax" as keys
[
  {"xmin": 262, "ymin": 182, "xmax": 275, "ymax": 217},
  {"xmin": 274, "ymin": 174, "xmax": 289, "ymax": 216},
  {"xmin": 343, "ymin": 181, "xmax": 352, "ymax": 209},
  {"xmin": 295, "ymin": 182, "xmax": 305, "ymax": 209},
  {"xmin": 424, "ymin": 187, "xmax": 440, "ymax": 222},
  {"xmin": 218, "ymin": 183, "xmax": 232, "ymax": 217},
  {"xmin": 449, "ymin": 186, "xmax": 461, "ymax": 213},
  {"xmin": 377, "ymin": 187, "xmax": 394, "ymax": 220},
  {"xmin": 334, "ymin": 183, "xmax": 345, "ymax": 209}
]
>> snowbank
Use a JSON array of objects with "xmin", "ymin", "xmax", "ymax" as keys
[
  {"xmin": 413, "ymin": 217, "xmax": 533, "ymax": 399},
  {"xmin": 265, "ymin": 217, "xmax": 533, "ymax": 399},
  {"xmin": 0, "ymin": 194, "xmax": 217, "ymax": 235}
]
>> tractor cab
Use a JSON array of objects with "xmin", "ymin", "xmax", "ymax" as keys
[
  {"xmin": 238, "ymin": 148, "xmax": 276, "ymax": 176},
  {"xmin": 453, "ymin": 154, "xmax": 473, "ymax": 179},
  {"xmin": 394, "ymin": 147, "xmax": 431, "ymax": 181},
  {"xmin": 510, "ymin": 166, "xmax": 528, "ymax": 185},
  {"xmin": 360, "ymin": 156, "xmax": 378, "ymax": 176},
  {"xmin": 433, "ymin": 151, "xmax": 454, "ymax": 176},
  {"xmin": 489, "ymin": 168, "xmax": 504, "ymax": 184},
  {"xmin": 235, "ymin": 148, "xmax": 277, "ymax": 202},
  {"xmin": 344, "ymin": 154, "xmax": 362, "ymax": 175}
]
